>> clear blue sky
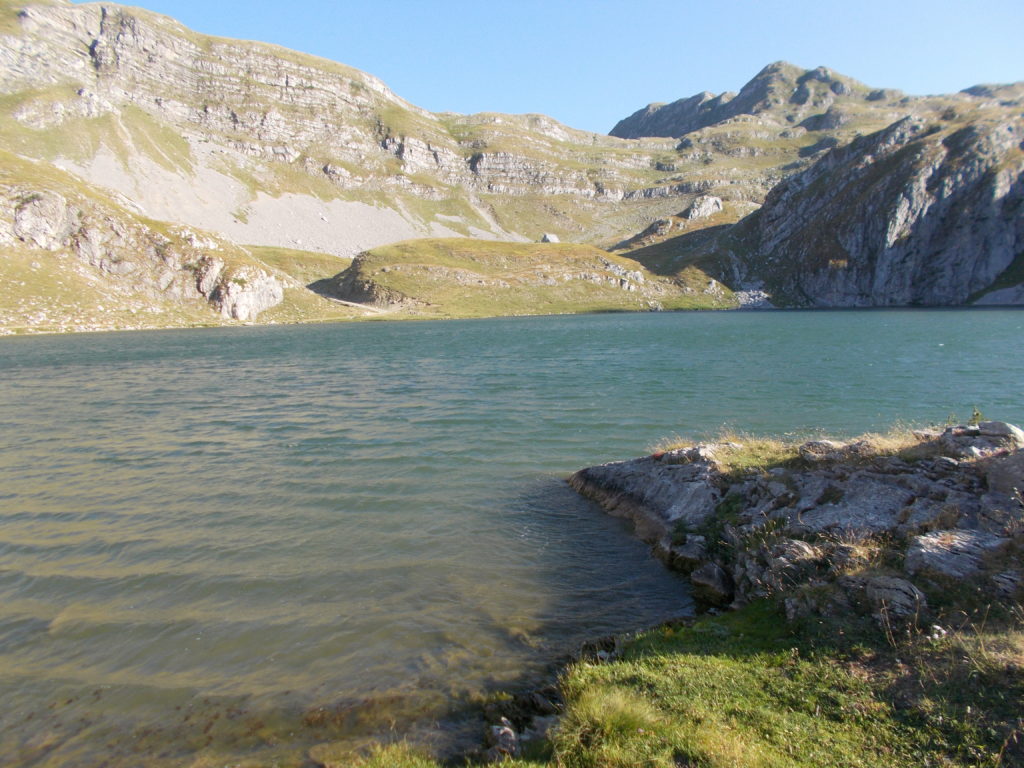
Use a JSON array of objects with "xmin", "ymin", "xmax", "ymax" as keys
[{"xmin": 82, "ymin": 0, "xmax": 1024, "ymax": 133}]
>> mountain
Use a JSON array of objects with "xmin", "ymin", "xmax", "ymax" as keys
[
  {"xmin": 0, "ymin": 0, "xmax": 775, "ymax": 330},
  {"xmin": 0, "ymin": 0, "xmax": 1021, "ymax": 331},
  {"xmin": 607, "ymin": 66, "xmax": 1024, "ymax": 308},
  {"xmin": 730, "ymin": 111, "xmax": 1024, "ymax": 306},
  {"xmin": 610, "ymin": 61, "xmax": 905, "ymax": 139}
]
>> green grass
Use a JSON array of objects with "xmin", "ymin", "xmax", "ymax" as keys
[
  {"xmin": 330, "ymin": 600, "xmax": 1022, "ymax": 768},
  {"xmin": 651, "ymin": 424, "xmax": 936, "ymax": 480},
  {"xmin": 558, "ymin": 604, "xmax": 901, "ymax": 768},
  {"xmin": 341, "ymin": 237, "xmax": 735, "ymax": 318},
  {"xmin": 555, "ymin": 601, "xmax": 1024, "ymax": 768},
  {"xmin": 245, "ymin": 245, "xmax": 350, "ymax": 284}
]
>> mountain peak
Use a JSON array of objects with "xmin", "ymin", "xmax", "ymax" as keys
[{"xmin": 609, "ymin": 62, "xmax": 873, "ymax": 139}]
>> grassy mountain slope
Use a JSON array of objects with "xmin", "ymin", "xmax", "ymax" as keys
[{"xmin": 314, "ymin": 238, "xmax": 736, "ymax": 319}]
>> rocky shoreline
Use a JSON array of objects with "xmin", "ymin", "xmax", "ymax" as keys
[
  {"xmin": 467, "ymin": 421, "xmax": 1024, "ymax": 762},
  {"xmin": 569, "ymin": 421, "xmax": 1023, "ymax": 620},
  {"xmin": 318, "ymin": 422, "xmax": 1024, "ymax": 766}
]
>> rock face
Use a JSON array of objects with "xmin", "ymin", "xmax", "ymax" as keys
[
  {"xmin": 0, "ymin": 0, "xmax": 735, "ymax": 255},
  {"xmin": 733, "ymin": 115, "xmax": 1024, "ymax": 306},
  {"xmin": 0, "ymin": 176, "xmax": 284, "ymax": 326},
  {"xmin": 905, "ymin": 530, "xmax": 1007, "ymax": 580},
  {"xmin": 570, "ymin": 425, "xmax": 1024, "ymax": 615},
  {"xmin": 12, "ymin": 191, "xmax": 80, "ymax": 249},
  {"xmin": 568, "ymin": 451, "xmax": 722, "ymax": 542},
  {"xmin": 194, "ymin": 258, "xmax": 285, "ymax": 321},
  {"xmin": 863, "ymin": 575, "xmax": 928, "ymax": 624},
  {"xmin": 682, "ymin": 195, "xmax": 723, "ymax": 220},
  {"xmin": 610, "ymin": 62, "xmax": 873, "ymax": 139}
]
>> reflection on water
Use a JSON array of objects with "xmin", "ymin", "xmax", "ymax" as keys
[{"xmin": 0, "ymin": 310, "xmax": 1021, "ymax": 765}]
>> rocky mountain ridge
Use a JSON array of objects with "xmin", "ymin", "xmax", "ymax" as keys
[
  {"xmin": 0, "ymin": 0, "xmax": 1022, "ymax": 331},
  {"xmin": 658, "ymin": 107, "xmax": 1024, "ymax": 307},
  {"xmin": 611, "ymin": 61, "xmax": 888, "ymax": 139}
]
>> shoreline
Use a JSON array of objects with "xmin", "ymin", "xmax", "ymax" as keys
[
  {"xmin": 569, "ymin": 422, "xmax": 1024, "ymax": 611},
  {"xmin": 430, "ymin": 420, "xmax": 1024, "ymax": 766},
  {"xmin": 3, "ymin": 303, "xmax": 1023, "ymax": 339}
]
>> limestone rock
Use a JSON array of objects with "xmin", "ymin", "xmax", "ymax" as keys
[
  {"xmin": 905, "ymin": 530, "xmax": 1007, "ymax": 580},
  {"xmin": 992, "ymin": 570, "xmax": 1022, "ymax": 599},
  {"xmin": 571, "ymin": 425, "xmax": 1024, "ymax": 622},
  {"xmin": 663, "ymin": 533, "xmax": 707, "ymax": 572},
  {"xmin": 983, "ymin": 450, "xmax": 1024, "ymax": 496},
  {"xmin": 939, "ymin": 424, "xmax": 1022, "ymax": 459},
  {"xmin": 690, "ymin": 561, "xmax": 734, "ymax": 606},
  {"xmin": 736, "ymin": 115, "xmax": 1024, "ymax": 307},
  {"xmin": 978, "ymin": 421, "xmax": 1024, "ymax": 446},
  {"xmin": 864, "ymin": 575, "xmax": 927, "ymax": 623},
  {"xmin": 682, "ymin": 195, "xmax": 723, "ymax": 220},
  {"xmin": 569, "ymin": 456, "xmax": 721, "ymax": 542},
  {"xmin": 790, "ymin": 472, "xmax": 915, "ymax": 534},
  {"xmin": 485, "ymin": 717, "xmax": 519, "ymax": 761},
  {"xmin": 194, "ymin": 256, "xmax": 225, "ymax": 296},
  {"xmin": 13, "ymin": 191, "xmax": 79, "ymax": 250},
  {"xmin": 211, "ymin": 271, "xmax": 283, "ymax": 320}
]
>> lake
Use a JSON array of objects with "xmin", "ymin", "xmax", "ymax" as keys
[{"xmin": 0, "ymin": 309, "xmax": 1021, "ymax": 766}]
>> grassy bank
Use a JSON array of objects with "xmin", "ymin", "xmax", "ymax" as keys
[{"xmin": 338, "ymin": 596, "xmax": 1021, "ymax": 768}]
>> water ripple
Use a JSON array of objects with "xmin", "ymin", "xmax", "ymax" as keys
[{"xmin": 0, "ymin": 310, "xmax": 1021, "ymax": 765}]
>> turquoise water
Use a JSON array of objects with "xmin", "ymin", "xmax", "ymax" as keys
[{"xmin": 0, "ymin": 309, "xmax": 1021, "ymax": 765}]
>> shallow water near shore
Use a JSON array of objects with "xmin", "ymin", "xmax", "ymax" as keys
[{"xmin": 1, "ymin": 309, "xmax": 1022, "ymax": 765}]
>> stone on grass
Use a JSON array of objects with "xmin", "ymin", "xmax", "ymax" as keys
[{"xmin": 485, "ymin": 717, "xmax": 519, "ymax": 761}]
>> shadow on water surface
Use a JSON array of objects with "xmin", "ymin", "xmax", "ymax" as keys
[
  {"xmin": 0, "ymin": 477, "xmax": 692, "ymax": 768},
  {"xmin": 278, "ymin": 476, "xmax": 694, "ymax": 763}
]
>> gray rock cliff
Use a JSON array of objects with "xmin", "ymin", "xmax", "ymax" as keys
[{"xmin": 732, "ymin": 113, "xmax": 1024, "ymax": 306}]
